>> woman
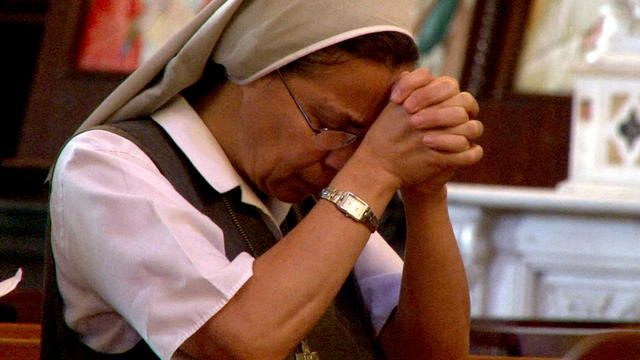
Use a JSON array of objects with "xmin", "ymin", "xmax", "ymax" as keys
[{"xmin": 43, "ymin": 0, "xmax": 483, "ymax": 359}]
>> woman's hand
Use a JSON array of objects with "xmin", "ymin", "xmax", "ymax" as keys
[
  {"xmin": 355, "ymin": 68, "xmax": 483, "ymax": 195},
  {"xmin": 393, "ymin": 69, "xmax": 483, "ymax": 154}
]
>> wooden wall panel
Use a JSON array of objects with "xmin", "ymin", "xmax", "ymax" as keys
[
  {"xmin": 453, "ymin": 0, "xmax": 573, "ymax": 187},
  {"xmin": 5, "ymin": 0, "xmax": 573, "ymax": 190},
  {"xmin": 453, "ymin": 97, "xmax": 571, "ymax": 187},
  {"xmin": 16, "ymin": 0, "xmax": 124, "ymax": 169}
]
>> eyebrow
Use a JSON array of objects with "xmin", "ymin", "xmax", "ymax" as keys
[{"xmin": 306, "ymin": 102, "xmax": 366, "ymax": 131}]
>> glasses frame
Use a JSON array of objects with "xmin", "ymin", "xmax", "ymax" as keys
[{"xmin": 276, "ymin": 69, "xmax": 359, "ymax": 150}]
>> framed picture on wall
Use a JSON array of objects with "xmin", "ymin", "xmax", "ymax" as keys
[
  {"xmin": 453, "ymin": 0, "xmax": 575, "ymax": 187},
  {"xmin": 414, "ymin": 0, "xmax": 478, "ymax": 79},
  {"xmin": 460, "ymin": 0, "xmax": 623, "ymax": 98},
  {"xmin": 513, "ymin": 0, "xmax": 610, "ymax": 96},
  {"xmin": 75, "ymin": 0, "xmax": 212, "ymax": 73}
]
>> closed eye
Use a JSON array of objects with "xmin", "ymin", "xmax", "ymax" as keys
[{"xmin": 307, "ymin": 103, "xmax": 366, "ymax": 135}]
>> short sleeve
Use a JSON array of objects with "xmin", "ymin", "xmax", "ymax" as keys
[{"xmin": 50, "ymin": 130, "xmax": 255, "ymax": 359}]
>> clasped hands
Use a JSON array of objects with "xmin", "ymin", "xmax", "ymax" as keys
[{"xmin": 360, "ymin": 68, "xmax": 484, "ymax": 195}]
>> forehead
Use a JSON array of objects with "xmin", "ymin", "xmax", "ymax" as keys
[{"xmin": 290, "ymin": 60, "xmax": 408, "ymax": 126}]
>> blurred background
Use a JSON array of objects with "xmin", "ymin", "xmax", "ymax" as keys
[{"xmin": 2, "ymin": 0, "xmax": 639, "ymax": 357}]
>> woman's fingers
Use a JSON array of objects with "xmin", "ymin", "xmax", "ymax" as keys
[
  {"xmin": 363, "ymin": 76, "xmax": 485, "ymax": 188},
  {"xmin": 409, "ymin": 92, "xmax": 479, "ymax": 129},
  {"xmin": 427, "ymin": 143, "xmax": 484, "ymax": 167},
  {"xmin": 389, "ymin": 68, "xmax": 437, "ymax": 104},
  {"xmin": 438, "ymin": 91, "xmax": 479, "ymax": 117},
  {"xmin": 422, "ymin": 133, "xmax": 471, "ymax": 153},
  {"xmin": 401, "ymin": 76, "xmax": 460, "ymax": 114},
  {"xmin": 411, "ymin": 105, "xmax": 469, "ymax": 129},
  {"xmin": 421, "ymin": 120, "xmax": 484, "ymax": 152},
  {"xmin": 446, "ymin": 119, "xmax": 483, "ymax": 140}
]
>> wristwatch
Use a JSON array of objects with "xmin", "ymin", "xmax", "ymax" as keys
[{"xmin": 320, "ymin": 186, "xmax": 379, "ymax": 232}]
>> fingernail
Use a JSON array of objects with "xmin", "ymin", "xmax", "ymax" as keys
[{"xmin": 422, "ymin": 134, "xmax": 434, "ymax": 145}]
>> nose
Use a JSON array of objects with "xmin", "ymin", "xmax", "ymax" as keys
[{"xmin": 322, "ymin": 143, "xmax": 358, "ymax": 171}]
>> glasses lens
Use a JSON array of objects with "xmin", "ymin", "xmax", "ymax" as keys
[{"xmin": 313, "ymin": 130, "xmax": 358, "ymax": 150}]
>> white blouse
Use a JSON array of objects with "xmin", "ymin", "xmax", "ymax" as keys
[{"xmin": 49, "ymin": 96, "xmax": 403, "ymax": 360}]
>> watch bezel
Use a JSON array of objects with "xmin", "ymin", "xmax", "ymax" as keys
[
  {"xmin": 320, "ymin": 187, "xmax": 379, "ymax": 232},
  {"xmin": 336, "ymin": 192, "xmax": 368, "ymax": 220}
]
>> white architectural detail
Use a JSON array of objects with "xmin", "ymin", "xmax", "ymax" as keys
[
  {"xmin": 448, "ymin": 183, "xmax": 640, "ymax": 321},
  {"xmin": 449, "ymin": 205, "xmax": 490, "ymax": 316},
  {"xmin": 560, "ymin": 3, "xmax": 640, "ymax": 199}
]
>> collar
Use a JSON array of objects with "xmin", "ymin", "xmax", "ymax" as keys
[{"xmin": 150, "ymin": 95, "xmax": 291, "ymax": 226}]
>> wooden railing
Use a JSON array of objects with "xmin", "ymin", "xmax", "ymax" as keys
[
  {"xmin": 6, "ymin": 321, "xmax": 638, "ymax": 360},
  {"xmin": 470, "ymin": 357, "xmax": 560, "ymax": 360},
  {"xmin": 0, "ymin": 322, "xmax": 564, "ymax": 360},
  {"xmin": 0, "ymin": 322, "xmax": 41, "ymax": 360}
]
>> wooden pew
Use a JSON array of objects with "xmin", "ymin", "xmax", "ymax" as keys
[
  {"xmin": 563, "ymin": 330, "xmax": 640, "ymax": 360},
  {"xmin": 470, "ymin": 357, "xmax": 560, "ymax": 360},
  {"xmin": 0, "ymin": 322, "xmax": 41, "ymax": 360},
  {"xmin": 0, "ymin": 290, "xmax": 44, "ymax": 323},
  {"xmin": 9, "ymin": 320, "xmax": 639, "ymax": 360},
  {"xmin": 470, "ymin": 318, "xmax": 640, "ymax": 358}
]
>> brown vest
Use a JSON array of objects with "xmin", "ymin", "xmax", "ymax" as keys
[{"xmin": 41, "ymin": 118, "xmax": 383, "ymax": 359}]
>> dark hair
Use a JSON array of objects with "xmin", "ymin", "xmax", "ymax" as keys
[
  {"xmin": 283, "ymin": 31, "xmax": 419, "ymax": 75},
  {"xmin": 183, "ymin": 31, "xmax": 418, "ymax": 102}
]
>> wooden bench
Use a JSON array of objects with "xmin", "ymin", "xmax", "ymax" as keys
[
  {"xmin": 470, "ymin": 357, "xmax": 560, "ymax": 360},
  {"xmin": 0, "ymin": 290, "xmax": 43, "ymax": 323},
  {"xmin": 0, "ymin": 322, "xmax": 41, "ymax": 360},
  {"xmin": 563, "ymin": 330, "xmax": 640, "ymax": 360},
  {"xmin": 470, "ymin": 318, "xmax": 640, "ymax": 357},
  {"xmin": 4, "ymin": 320, "xmax": 637, "ymax": 360}
]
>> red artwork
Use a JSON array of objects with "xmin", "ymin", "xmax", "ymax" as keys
[
  {"xmin": 76, "ymin": 0, "xmax": 145, "ymax": 73},
  {"xmin": 76, "ymin": 0, "xmax": 214, "ymax": 73}
]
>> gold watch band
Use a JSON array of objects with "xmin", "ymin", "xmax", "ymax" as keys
[{"xmin": 319, "ymin": 186, "xmax": 379, "ymax": 232}]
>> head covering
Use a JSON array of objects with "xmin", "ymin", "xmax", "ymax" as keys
[{"xmin": 76, "ymin": 0, "xmax": 417, "ymax": 132}]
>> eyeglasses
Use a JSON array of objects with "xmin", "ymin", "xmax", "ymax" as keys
[{"xmin": 276, "ymin": 69, "xmax": 359, "ymax": 150}]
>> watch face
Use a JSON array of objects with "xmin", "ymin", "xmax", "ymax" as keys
[{"xmin": 342, "ymin": 195, "xmax": 367, "ymax": 218}]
